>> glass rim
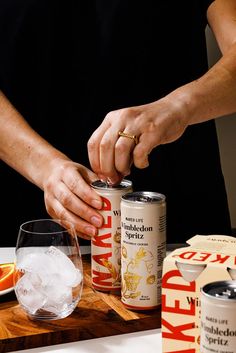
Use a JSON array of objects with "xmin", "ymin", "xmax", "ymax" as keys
[{"xmin": 19, "ymin": 218, "xmax": 76, "ymax": 235}]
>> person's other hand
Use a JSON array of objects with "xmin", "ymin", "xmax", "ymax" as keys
[
  {"xmin": 43, "ymin": 158, "xmax": 103, "ymax": 240},
  {"xmin": 88, "ymin": 97, "xmax": 188, "ymax": 184}
]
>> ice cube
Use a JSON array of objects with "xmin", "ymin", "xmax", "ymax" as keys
[
  {"xmin": 42, "ymin": 283, "xmax": 73, "ymax": 315},
  {"xmin": 16, "ymin": 247, "xmax": 82, "ymax": 287},
  {"xmin": 15, "ymin": 246, "xmax": 82, "ymax": 316},
  {"xmin": 17, "ymin": 252, "xmax": 57, "ymax": 279},
  {"xmin": 15, "ymin": 272, "xmax": 46, "ymax": 314},
  {"xmin": 45, "ymin": 246, "xmax": 82, "ymax": 287}
]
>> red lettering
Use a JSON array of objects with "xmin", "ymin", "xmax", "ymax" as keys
[
  {"xmin": 163, "ymin": 349, "xmax": 196, "ymax": 353},
  {"xmin": 102, "ymin": 197, "xmax": 111, "ymax": 211},
  {"xmin": 210, "ymin": 254, "xmax": 230, "ymax": 264},
  {"xmin": 175, "ymin": 250, "xmax": 232, "ymax": 264},
  {"xmin": 101, "ymin": 197, "xmax": 112, "ymax": 228},
  {"xmin": 162, "ymin": 270, "xmax": 195, "ymax": 291},
  {"xmin": 92, "ymin": 252, "xmax": 112, "ymax": 266},
  {"xmin": 162, "ymin": 318, "xmax": 195, "ymax": 342},
  {"xmin": 192, "ymin": 252, "xmax": 211, "ymax": 262},
  {"xmin": 92, "ymin": 270, "xmax": 112, "ymax": 286},
  {"xmin": 176, "ymin": 252, "xmax": 196, "ymax": 260},
  {"xmin": 162, "ymin": 295, "xmax": 195, "ymax": 315},
  {"xmin": 92, "ymin": 233, "xmax": 112, "ymax": 248},
  {"xmin": 103, "ymin": 215, "xmax": 112, "ymax": 228}
]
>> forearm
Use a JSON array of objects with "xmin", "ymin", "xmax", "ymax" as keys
[
  {"xmin": 166, "ymin": 42, "xmax": 236, "ymax": 125},
  {"xmin": 0, "ymin": 91, "xmax": 69, "ymax": 190}
]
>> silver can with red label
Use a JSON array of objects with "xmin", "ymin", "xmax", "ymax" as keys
[
  {"xmin": 91, "ymin": 179, "xmax": 133, "ymax": 292},
  {"xmin": 121, "ymin": 191, "xmax": 166, "ymax": 310},
  {"xmin": 200, "ymin": 280, "xmax": 236, "ymax": 353}
]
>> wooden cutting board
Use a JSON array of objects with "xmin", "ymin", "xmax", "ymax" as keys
[{"xmin": 0, "ymin": 254, "xmax": 161, "ymax": 353}]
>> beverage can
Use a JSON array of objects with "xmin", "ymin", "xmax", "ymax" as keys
[
  {"xmin": 200, "ymin": 280, "xmax": 236, "ymax": 353},
  {"xmin": 120, "ymin": 191, "xmax": 166, "ymax": 310},
  {"xmin": 91, "ymin": 179, "xmax": 133, "ymax": 292}
]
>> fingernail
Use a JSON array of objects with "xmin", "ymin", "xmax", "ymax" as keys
[
  {"xmin": 98, "ymin": 175, "xmax": 106, "ymax": 182},
  {"xmin": 91, "ymin": 216, "xmax": 103, "ymax": 227},
  {"xmin": 84, "ymin": 226, "xmax": 97, "ymax": 237},
  {"xmin": 107, "ymin": 177, "xmax": 120, "ymax": 185},
  {"xmin": 91, "ymin": 199, "xmax": 102, "ymax": 209}
]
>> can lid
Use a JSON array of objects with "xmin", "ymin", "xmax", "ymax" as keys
[
  {"xmin": 201, "ymin": 280, "xmax": 236, "ymax": 301},
  {"xmin": 91, "ymin": 179, "xmax": 132, "ymax": 190},
  {"xmin": 121, "ymin": 191, "xmax": 165, "ymax": 203}
]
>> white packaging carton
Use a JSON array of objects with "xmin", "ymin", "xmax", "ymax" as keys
[{"xmin": 161, "ymin": 235, "xmax": 236, "ymax": 353}]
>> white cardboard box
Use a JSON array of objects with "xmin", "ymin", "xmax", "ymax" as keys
[{"xmin": 161, "ymin": 235, "xmax": 236, "ymax": 353}]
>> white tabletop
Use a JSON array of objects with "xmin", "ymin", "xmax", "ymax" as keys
[
  {"xmin": 9, "ymin": 329, "xmax": 162, "ymax": 353},
  {"xmin": 0, "ymin": 247, "xmax": 162, "ymax": 353}
]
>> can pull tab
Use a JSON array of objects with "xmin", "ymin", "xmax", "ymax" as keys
[
  {"xmin": 215, "ymin": 288, "xmax": 236, "ymax": 299},
  {"xmin": 139, "ymin": 196, "xmax": 152, "ymax": 202}
]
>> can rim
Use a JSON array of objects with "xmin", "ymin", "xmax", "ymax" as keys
[
  {"xmin": 91, "ymin": 179, "xmax": 132, "ymax": 190},
  {"xmin": 201, "ymin": 280, "xmax": 236, "ymax": 301},
  {"xmin": 121, "ymin": 191, "xmax": 166, "ymax": 203}
]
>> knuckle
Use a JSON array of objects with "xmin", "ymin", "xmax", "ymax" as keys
[
  {"xmin": 120, "ymin": 107, "xmax": 130, "ymax": 117},
  {"xmin": 43, "ymin": 175, "xmax": 54, "ymax": 192},
  {"xmin": 45, "ymin": 204, "xmax": 53, "ymax": 216},
  {"xmin": 82, "ymin": 204, "xmax": 92, "ymax": 218},
  {"xmin": 115, "ymin": 141, "xmax": 127, "ymax": 154},
  {"xmin": 133, "ymin": 146, "xmax": 144, "ymax": 160},
  {"xmin": 57, "ymin": 207, "xmax": 68, "ymax": 220},
  {"xmin": 87, "ymin": 138, "xmax": 96, "ymax": 152},
  {"xmin": 121, "ymin": 107, "xmax": 139, "ymax": 121},
  {"xmin": 78, "ymin": 189, "xmax": 89, "ymax": 203},
  {"xmin": 105, "ymin": 111, "xmax": 115, "ymax": 122},
  {"xmin": 133, "ymin": 147, "xmax": 149, "ymax": 169},
  {"xmin": 100, "ymin": 138, "xmax": 110, "ymax": 152},
  {"xmin": 67, "ymin": 176, "xmax": 78, "ymax": 193},
  {"xmin": 146, "ymin": 120, "xmax": 156, "ymax": 133},
  {"xmin": 44, "ymin": 194, "xmax": 55, "ymax": 215},
  {"xmin": 58, "ymin": 189, "xmax": 73, "ymax": 207}
]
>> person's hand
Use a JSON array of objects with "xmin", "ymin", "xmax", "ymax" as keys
[
  {"xmin": 88, "ymin": 97, "xmax": 189, "ymax": 184},
  {"xmin": 42, "ymin": 158, "xmax": 103, "ymax": 240}
]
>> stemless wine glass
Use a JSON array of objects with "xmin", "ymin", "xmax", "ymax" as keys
[{"xmin": 14, "ymin": 219, "xmax": 83, "ymax": 320}]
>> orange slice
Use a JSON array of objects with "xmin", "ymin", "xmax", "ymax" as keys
[{"xmin": 0, "ymin": 263, "xmax": 14, "ymax": 291}]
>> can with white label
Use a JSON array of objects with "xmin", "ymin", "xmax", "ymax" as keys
[
  {"xmin": 121, "ymin": 191, "xmax": 166, "ymax": 310},
  {"xmin": 200, "ymin": 280, "xmax": 236, "ymax": 353},
  {"xmin": 91, "ymin": 179, "xmax": 132, "ymax": 292}
]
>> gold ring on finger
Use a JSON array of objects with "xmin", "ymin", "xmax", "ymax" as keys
[{"xmin": 118, "ymin": 131, "xmax": 139, "ymax": 145}]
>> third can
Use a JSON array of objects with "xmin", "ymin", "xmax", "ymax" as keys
[
  {"xmin": 121, "ymin": 191, "xmax": 166, "ymax": 310},
  {"xmin": 200, "ymin": 280, "xmax": 236, "ymax": 353},
  {"xmin": 91, "ymin": 179, "xmax": 132, "ymax": 293}
]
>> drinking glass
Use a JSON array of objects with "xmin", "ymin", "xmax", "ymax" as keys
[{"xmin": 14, "ymin": 219, "xmax": 83, "ymax": 320}]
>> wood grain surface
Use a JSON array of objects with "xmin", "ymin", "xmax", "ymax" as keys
[{"xmin": 0, "ymin": 254, "xmax": 161, "ymax": 353}]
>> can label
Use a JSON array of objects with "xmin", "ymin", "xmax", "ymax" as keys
[
  {"xmin": 91, "ymin": 180, "xmax": 132, "ymax": 292},
  {"xmin": 200, "ymin": 280, "xmax": 236, "ymax": 353},
  {"xmin": 121, "ymin": 191, "xmax": 166, "ymax": 310}
]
